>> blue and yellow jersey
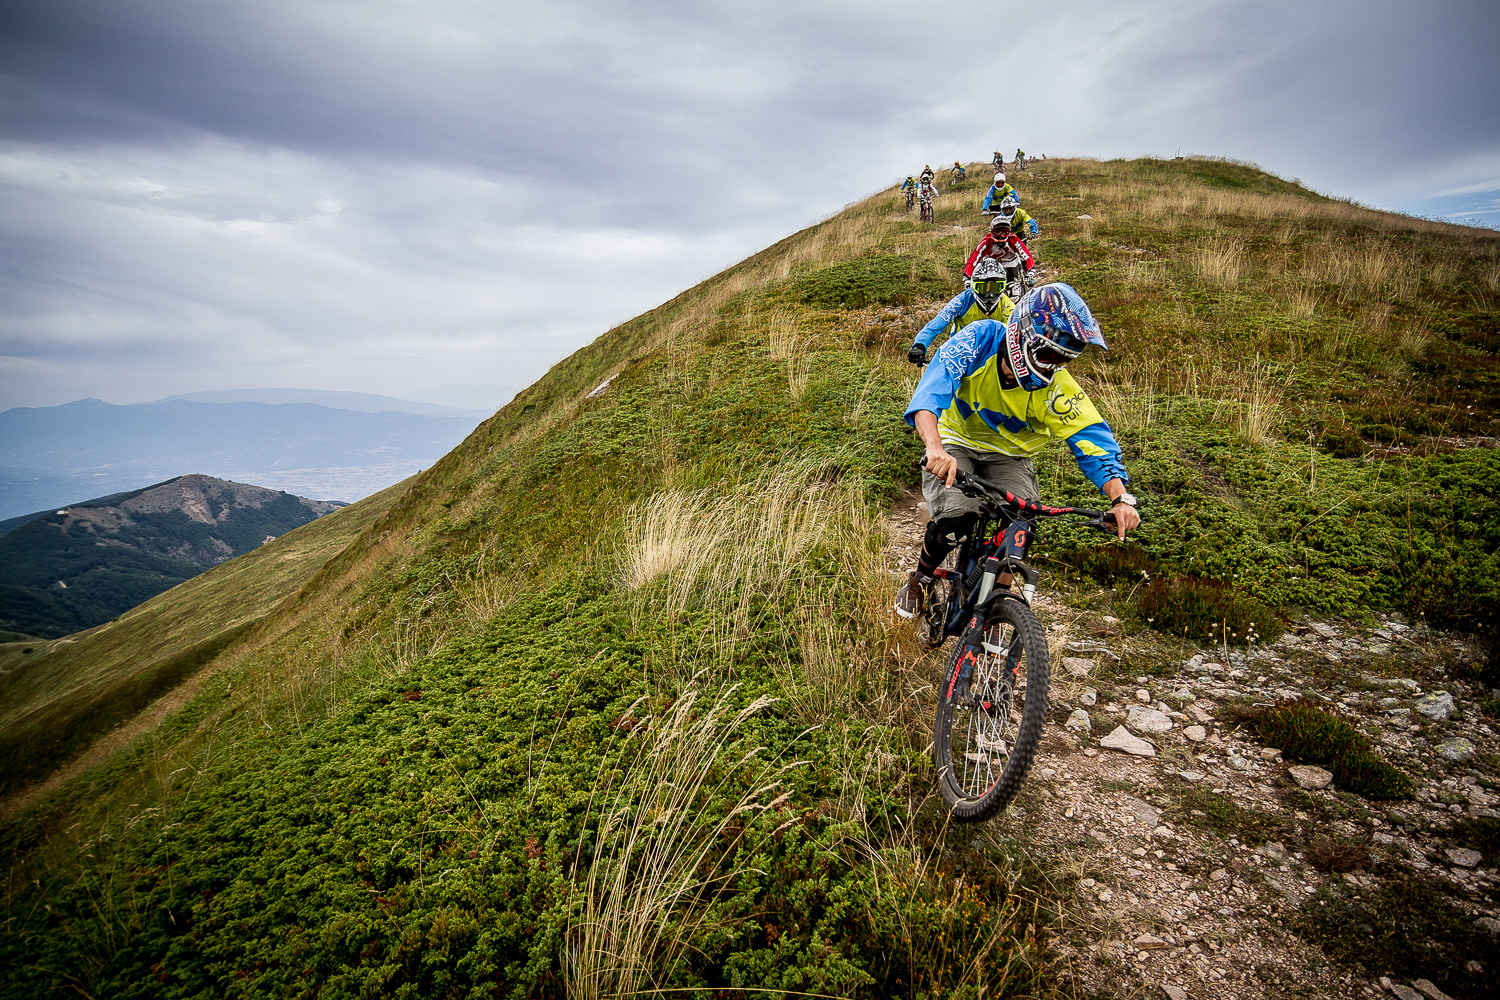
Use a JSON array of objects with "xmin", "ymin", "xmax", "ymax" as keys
[
  {"xmin": 905, "ymin": 318, "xmax": 1128, "ymax": 491},
  {"xmin": 913, "ymin": 288, "xmax": 1015, "ymax": 351},
  {"xmin": 981, "ymin": 183, "xmax": 1019, "ymax": 210}
]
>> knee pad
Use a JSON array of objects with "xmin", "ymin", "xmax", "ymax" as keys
[{"xmin": 926, "ymin": 512, "xmax": 978, "ymax": 549}]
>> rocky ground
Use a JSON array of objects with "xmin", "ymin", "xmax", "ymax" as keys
[{"xmin": 884, "ymin": 492, "xmax": 1499, "ymax": 1000}]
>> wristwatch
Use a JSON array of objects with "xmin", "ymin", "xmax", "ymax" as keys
[{"xmin": 1111, "ymin": 492, "xmax": 1138, "ymax": 508}]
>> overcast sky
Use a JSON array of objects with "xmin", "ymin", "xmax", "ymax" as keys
[{"xmin": 2, "ymin": 0, "xmax": 1497, "ymax": 410}]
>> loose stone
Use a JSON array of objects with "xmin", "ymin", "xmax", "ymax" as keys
[
  {"xmin": 1413, "ymin": 978, "xmax": 1457, "ymax": 1000},
  {"xmin": 1065, "ymin": 708, "xmax": 1093, "ymax": 732},
  {"xmin": 1101, "ymin": 726, "xmax": 1156, "ymax": 757},
  {"xmin": 1127, "ymin": 705, "xmax": 1173, "ymax": 733},
  {"xmin": 1183, "ymin": 725, "xmax": 1207, "ymax": 742},
  {"xmin": 1288, "ymin": 764, "xmax": 1333, "ymax": 789},
  {"xmin": 1415, "ymin": 691, "xmax": 1455, "ymax": 721},
  {"xmin": 1062, "ymin": 656, "xmax": 1096, "ymax": 677},
  {"xmin": 1436, "ymin": 737, "xmax": 1475, "ymax": 763}
]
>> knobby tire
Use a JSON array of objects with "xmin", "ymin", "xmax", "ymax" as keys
[{"xmin": 932, "ymin": 597, "xmax": 1049, "ymax": 822}]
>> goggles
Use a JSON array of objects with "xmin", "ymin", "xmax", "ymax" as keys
[
  {"xmin": 1030, "ymin": 336, "xmax": 1082, "ymax": 370},
  {"xmin": 973, "ymin": 279, "xmax": 1005, "ymax": 298}
]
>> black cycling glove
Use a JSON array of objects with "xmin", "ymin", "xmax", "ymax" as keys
[{"xmin": 907, "ymin": 344, "xmax": 927, "ymax": 365}]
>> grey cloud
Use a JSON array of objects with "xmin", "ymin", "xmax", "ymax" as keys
[{"xmin": 1, "ymin": 0, "xmax": 1496, "ymax": 410}]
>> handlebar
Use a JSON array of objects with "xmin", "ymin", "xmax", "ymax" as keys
[{"xmin": 914, "ymin": 456, "xmax": 1126, "ymax": 532}]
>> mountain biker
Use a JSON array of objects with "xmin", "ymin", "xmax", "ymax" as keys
[
  {"xmin": 951, "ymin": 160, "xmax": 966, "ymax": 181},
  {"xmin": 988, "ymin": 192, "xmax": 1039, "ymax": 237},
  {"xmin": 901, "ymin": 175, "xmax": 917, "ymax": 194},
  {"xmin": 907, "ymin": 256, "xmax": 1015, "ymax": 364},
  {"xmin": 918, "ymin": 178, "xmax": 939, "ymax": 205},
  {"xmin": 894, "ymin": 283, "xmax": 1139, "ymax": 618},
  {"xmin": 1015, "ymin": 148, "xmax": 1027, "ymax": 170},
  {"xmin": 993, "ymin": 151, "xmax": 1004, "ymax": 171},
  {"xmin": 920, "ymin": 165, "xmax": 935, "ymax": 184},
  {"xmin": 981, "ymin": 172, "xmax": 1017, "ymax": 210},
  {"xmin": 964, "ymin": 213, "xmax": 1036, "ymax": 285}
]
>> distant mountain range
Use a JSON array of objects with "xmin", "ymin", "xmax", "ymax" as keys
[
  {"xmin": 151, "ymin": 387, "xmax": 494, "ymax": 417},
  {"xmin": 0, "ymin": 391, "xmax": 504, "ymax": 519},
  {"xmin": 0, "ymin": 474, "xmax": 344, "ymax": 639}
]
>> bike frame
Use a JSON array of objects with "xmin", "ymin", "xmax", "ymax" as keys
[{"xmin": 923, "ymin": 475, "xmax": 1116, "ymax": 702}]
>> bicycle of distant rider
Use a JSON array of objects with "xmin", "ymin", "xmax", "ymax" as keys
[
  {"xmin": 919, "ymin": 196, "xmax": 935, "ymax": 223},
  {"xmin": 906, "ymin": 188, "xmax": 916, "ymax": 212},
  {"xmin": 916, "ymin": 462, "xmax": 1123, "ymax": 822}
]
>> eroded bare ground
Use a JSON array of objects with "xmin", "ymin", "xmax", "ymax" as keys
[{"xmin": 883, "ymin": 492, "xmax": 1498, "ymax": 1000}]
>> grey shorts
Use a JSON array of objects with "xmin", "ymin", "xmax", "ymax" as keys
[{"xmin": 923, "ymin": 445, "xmax": 1038, "ymax": 522}]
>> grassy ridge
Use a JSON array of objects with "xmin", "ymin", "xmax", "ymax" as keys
[
  {"xmin": 0, "ymin": 479, "xmax": 409, "ymax": 802},
  {"xmin": 2, "ymin": 157, "xmax": 1497, "ymax": 998}
]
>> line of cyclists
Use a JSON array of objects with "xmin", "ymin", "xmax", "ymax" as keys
[{"xmin": 900, "ymin": 156, "xmax": 1043, "ymax": 366}]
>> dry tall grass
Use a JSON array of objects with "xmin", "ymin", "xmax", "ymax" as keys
[
  {"xmin": 766, "ymin": 308, "xmax": 799, "ymax": 359},
  {"xmin": 620, "ymin": 465, "xmax": 864, "ymax": 623},
  {"xmin": 566, "ymin": 685, "xmax": 787, "ymax": 1000},
  {"xmin": 1286, "ymin": 285, "xmax": 1318, "ymax": 320},
  {"xmin": 1192, "ymin": 236, "xmax": 1245, "ymax": 287}
]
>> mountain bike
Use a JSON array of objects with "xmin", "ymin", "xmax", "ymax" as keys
[
  {"xmin": 919, "ymin": 197, "xmax": 934, "ymax": 223},
  {"xmin": 905, "ymin": 188, "xmax": 916, "ymax": 212},
  {"xmin": 950, "ymin": 165, "xmax": 967, "ymax": 184},
  {"xmin": 915, "ymin": 463, "xmax": 1122, "ymax": 822}
]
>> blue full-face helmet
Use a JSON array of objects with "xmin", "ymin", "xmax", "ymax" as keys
[{"xmin": 1004, "ymin": 283, "xmax": 1107, "ymax": 391}]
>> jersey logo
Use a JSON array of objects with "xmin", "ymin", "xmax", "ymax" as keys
[{"xmin": 1047, "ymin": 386, "xmax": 1087, "ymax": 423}]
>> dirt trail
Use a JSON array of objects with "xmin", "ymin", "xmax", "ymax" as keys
[{"xmin": 884, "ymin": 497, "xmax": 1495, "ymax": 1000}]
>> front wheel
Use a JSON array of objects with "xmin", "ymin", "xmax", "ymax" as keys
[
  {"xmin": 932, "ymin": 598, "xmax": 1049, "ymax": 822},
  {"xmin": 920, "ymin": 202, "xmax": 933, "ymax": 223}
]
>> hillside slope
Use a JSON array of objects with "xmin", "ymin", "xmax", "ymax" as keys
[
  {"xmin": 0, "ymin": 474, "xmax": 346, "ymax": 639},
  {"xmin": 2, "ymin": 157, "xmax": 1497, "ymax": 999}
]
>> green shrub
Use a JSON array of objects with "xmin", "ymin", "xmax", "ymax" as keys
[
  {"xmin": 1060, "ymin": 542, "xmax": 1156, "ymax": 585},
  {"xmin": 792, "ymin": 253, "xmax": 953, "ymax": 308},
  {"xmin": 1256, "ymin": 698, "xmax": 1412, "ymax": 799},
  {"xmin": 1318, "ymin": 423, "xmax": 1367, "ymax": 458},
  {"xmin": 1135, "ymin": 575, "xmax": 1282, "ymax": 645},
  {"xmin": 1295, "ymin": 870, "xmax": 1490, "ymax": 996}
]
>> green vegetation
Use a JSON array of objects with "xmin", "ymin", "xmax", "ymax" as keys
[
  {"xmin": 1295, "ymin": 867, "xmax": 1491, "ymax": 998},
  {"xmin": 0, "ymin": 479, "xmax": 405, "ymax": 801},
  {"xmin": 0, "ymin": 475, "xmax": 343, "ymax": 639},
  {"xmin": 1162, "ymin": 778, "xmax": 1289, "ymax": 845},
  {"xmin": 1136, "ymin": 574, "xmax": 1283, "ymax": 645},
  {"xmin": 791, "ymin": 252, "xmax": 952, "ymax": 308},
  {"xmin": 1256, "ymin": 698, "xmax": 1413, "ymax": 799},
  {"xmin": 1, "ymin": 157, "xmax": 1496, "ymax": 997}
]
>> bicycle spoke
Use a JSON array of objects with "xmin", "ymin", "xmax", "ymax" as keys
[{"xmin": 949, "ymin": 622, "xmax": 1023, "ymax": 797}]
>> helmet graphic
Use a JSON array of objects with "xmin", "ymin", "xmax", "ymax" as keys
[
  {"xmin": 1005, "ymin": 283, "xmax": 1106, "ymax": 391},
  {"xmin": 971, "ymin": 258, "xmax": 1008, "ymax": 313},
  {"xmin": 989, "ymin": 213, "xmax": 1012, "ymax": 235},
  {"xmin": 993, "ymin": 171, "xmax": 1006, "ymax": 186},
  {"xmin": 998, "ymin": 193, "xmax": 1019, "ymax": 219}
]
